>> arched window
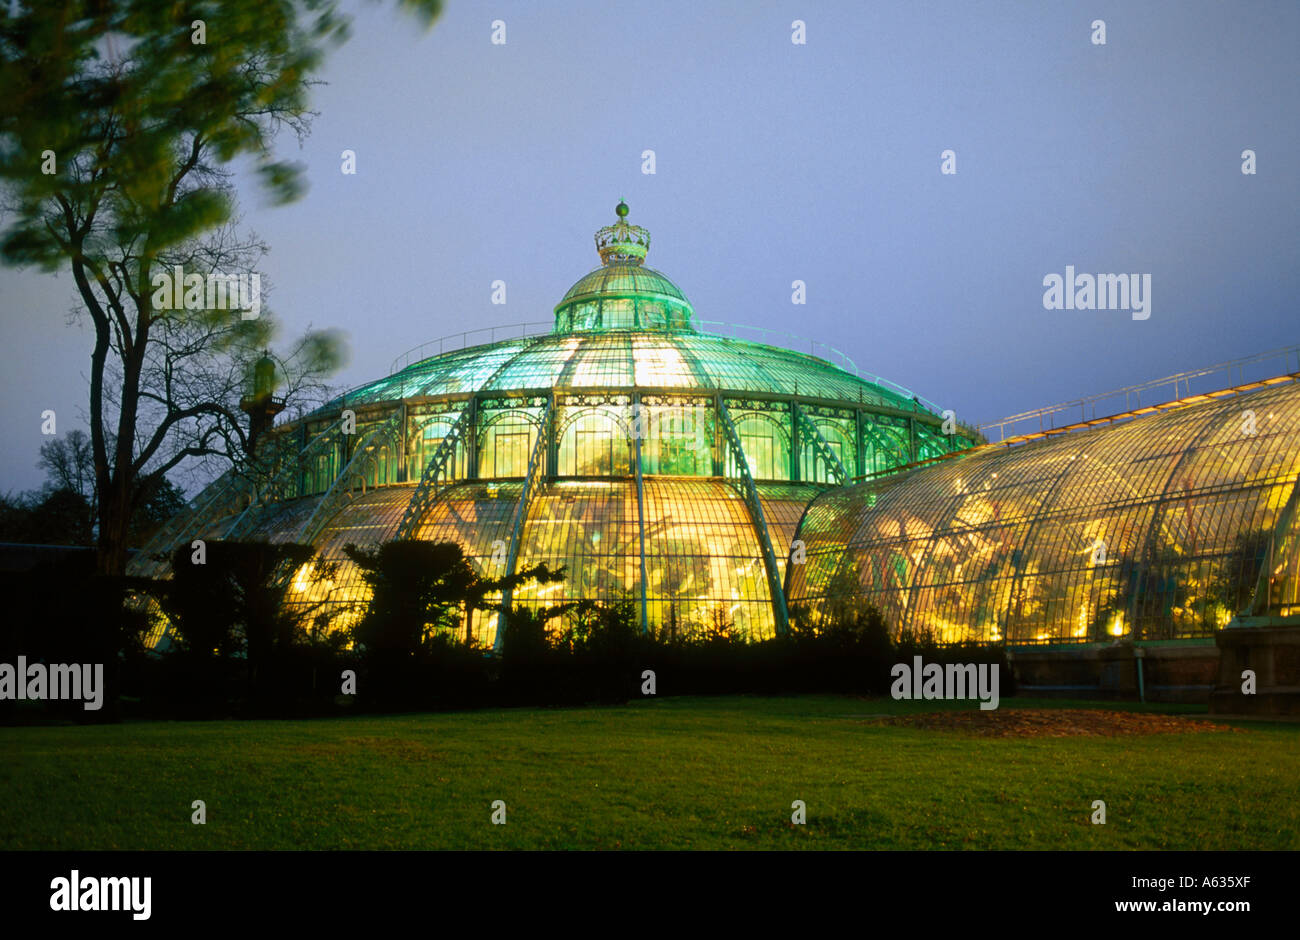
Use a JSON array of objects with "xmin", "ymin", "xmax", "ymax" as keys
[
  {"xmin": 558, "ymin": 409, "xmax": 623, "ymax": 476},
  {"xmin": 313, "ymin": 449, "xmax": 334, "ymax": 495},
  {"xmin": 862, "ymin": 421, "xmax": 910, "ymax": 475},
  {"xmin": 729, "ymin": 412, "xmax": 790, "ymax": 481},
  {"xmin": 479, "ymin": 412, "xmax": 537, "ymax": 478},
  {"xmin": 409, "ymin": 416, "xmax": 468, "ymax": 483},
  {"xmin": 645, "ymin": 404, "xmax": 710, "ymax": 476},
  {"xmin": 801, "ymin": 418, "xmax": 855, "ymax": 482}
]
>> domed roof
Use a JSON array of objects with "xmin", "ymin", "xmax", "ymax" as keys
[
  {"xmin": 321, "ymin": 200, "xmax": 935, "ymax": 416},
  {"xmin": 553, "ymin": 263, "xmax": 696, "ymax": 333},
  {"xmin": 553, "ymin": 203, "xmax": 696, "ymax": 333},
  {"xmin": 335, "ymin": 330, "xmax": 921, "ymax": 412},
  {"xmin": 557, "ymin": 263, "xmax": 691, "ymax": 309}
]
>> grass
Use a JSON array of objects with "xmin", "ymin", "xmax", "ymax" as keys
[{"xmin": 1, "ymin": 695, "xmax": 1297, "ymax": 850}]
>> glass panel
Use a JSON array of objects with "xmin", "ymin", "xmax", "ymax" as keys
[
  {"xmin": 512, "ymin": 480, "xmax": 642, "ymax": 621},
  {"xmin": 788, "ymin": 381, "xmax": 1300, "ymax": 644},
  {"xmin": 728, "ymin": 411, "xmax": 790, "ymax": 482},
  {"xmin": 478, "ymin": 412, "xmax": 537, "ymax": 478},
  {"xmin": 557, "ymin": 408, "xmax": 624, "ymax": 476},
  {"xmin": 642, "ymin": 479, "xmax": 776, "ymax": 641}
]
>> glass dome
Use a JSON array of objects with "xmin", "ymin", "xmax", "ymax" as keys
[
  {"xmin": 133, "ymin": 203, "xmax": 976, "ymax": 650},
  {"xmin": 553, "ymin": 263, "xmax": 696, "ymax": 333}
]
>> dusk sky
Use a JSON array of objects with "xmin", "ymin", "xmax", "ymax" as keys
[{"xmin": 2, "ymin": 0, "xmax": 1297, "ymax": 494}]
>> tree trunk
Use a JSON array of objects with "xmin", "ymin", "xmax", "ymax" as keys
[{"xmin": 96, "ymin": 485, "xmax": 131, "ymax": 576}]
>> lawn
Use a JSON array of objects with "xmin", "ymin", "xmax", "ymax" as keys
[{"xmin": 1, "ymin": 696, "xmax": 1296, "ymax": 850}]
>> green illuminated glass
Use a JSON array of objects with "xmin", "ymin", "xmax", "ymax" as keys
[
  {"xmin": 478, "ymin": 411, "xmax": 538, "ymax": 479},
  {"xmin": 130, "ymin": 203, "xmax": 982, "ymax": 651}
]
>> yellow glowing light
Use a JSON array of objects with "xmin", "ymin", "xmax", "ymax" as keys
[
  {"xmin": 1073, "ymin": 603, "xmax": 1089, "ymax": 637},
  {"xmin": 1108, "ymin": 612, "xmax": 1126, "ymax": 636}
]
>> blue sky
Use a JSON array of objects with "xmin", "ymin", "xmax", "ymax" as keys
[{"xmin": 2, "ymin": 0, "xmax": 1297, "ymax": 493}]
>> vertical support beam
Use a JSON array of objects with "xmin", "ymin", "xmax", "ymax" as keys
[
  {"xmin": 466, "ymin": 396, "xmax": 479, "ymax": 480},
  {"xmin": 855, "ymin": 410, "xmax": 867, "ymax": 480},
  {"xmin": 297, "ymin": 421, "xmax": 309, "ymax": 498},
  {"xmin": 496, "ymin": 395, "xmax": 554, "ymax": 654},
  {"xmin": 908, "ymin": 416, "xmax": 919, "ymax": 463},
  {"xmin": 547, "ymin": 394, "xmax": 559, "ymax": 480},
  {"xmin": 343, "ymin": 414, "xmax": 356, "ymax": 467},
  {"xmin": 396, "ymin": 402, "xmax": 408, "ymax": 483},
  {"xmin": 790, "ymin": 401, "xmax": 801, "ymax": 482},
  {"xmin": 632, "ymin": 392, "xmax": 650, "ymax": 635},
  {"xmin": 712, "ymin": 391, "xmax": 724, "ymax": 477},
  {"xmin": 718, "ymin": 398, "xmax": 791, "ymax": 637}
]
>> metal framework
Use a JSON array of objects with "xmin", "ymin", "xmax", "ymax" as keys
[
  {"xmin": 296, "ymin": 411, "xmax": 404, "ymax": 545},
  {"xmin": 1246, "ymin": 474, "xmax": 1300, "ymax": 617},
  {"xmin": 788, "ymin": 379, "xmax": 1300, "ymax": 644},
  {"xmin": 496, "ymin": 395, "xmax": 555, "ymax": 652},
  {"xmin": 793, "ymin": 401, "xmax": 849, "ymax": 486},
  {"xmin": 632, "ymin": 391, "xmax": 650, "ymax": 634},
  {"xmin": 979, "ymin": 345, "xmax": 1300, "ymax": 443},
  {"xmin": 135, "ymin": 468, "xmax": 249, "ymax": 575},
  {"xmin": 225, "ymin": 416, "xmax": 346, "ymax": 539},
  {"xmin": 394, "ymin": 405, "xmax": 475, "ymax": 541},
  {"xmin": 137, "ymin": 203, "xmax": 983, "ymax": 650},
  {"xmin": 718, "ymin": 397, "xmax": 791, "ymax": 636}
]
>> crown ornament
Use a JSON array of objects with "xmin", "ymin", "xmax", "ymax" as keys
[{"xmin": 594, "ymin": 200, "xmax": 651, "ymax": 265}]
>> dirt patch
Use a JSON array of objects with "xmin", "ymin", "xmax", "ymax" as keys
[{"xmin": 861, "ymin": 709, "xmax": 1243, "ymax": 737}]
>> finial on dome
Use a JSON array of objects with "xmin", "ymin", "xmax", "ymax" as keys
[{"xmin": 595, "ymin": 201, "xmax": 650, "ymax": 266}]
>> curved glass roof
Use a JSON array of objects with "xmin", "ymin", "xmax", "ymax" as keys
[
  {"xmin": 327, "ymin": 330, "xmax": 923, "ymax": 413},
  {"xmin": 787, "ymin": 379, "xmax": 1300, "ymax": 644},
  {"xmin": 553, "ymin": 263, "xmax": 696, "ymax": 333},
  {"xmin": 205, "ymin": 477, "xmax": 824, "ymax": 646},
  {"xmin": 557, "ymin": 265, "xmax": 690, "ymax": 308}
]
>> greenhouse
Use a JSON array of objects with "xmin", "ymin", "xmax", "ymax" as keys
[
  {"xmin": 134, "ymin": 202, "xmax": 1300, "ymax": 654},
  {"xmin": 134, "ymin": 203, "xmax": 973, "ymax": 647},
  {"xmin": 786, "ymin": 378, "xmax": 1300, "ymax": 644}
]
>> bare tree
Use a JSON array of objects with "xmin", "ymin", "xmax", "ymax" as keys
[
  {"xmin": 38, "ymin": 428, "xmax": 96, "ymax": 503},
  {"xmin": 0, "ymin": 2, "xmax": 440, "ymax": 574}
]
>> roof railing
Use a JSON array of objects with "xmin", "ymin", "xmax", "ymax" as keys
[
  {"xmin": 692, "ymin": 319, "xmax": 945, "ymax": 413},
  {"xmin": 979, "ymin": 344, "xmax": 1300, "ymax": 443},
  {"xmin": 389, "ymin": 321, "xmax": 554, "ymax": 374}
]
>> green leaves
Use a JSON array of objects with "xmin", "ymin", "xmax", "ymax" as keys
[{"xmin": 0, "ymin": 0, "xmax": 443, "ymax": 577}]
